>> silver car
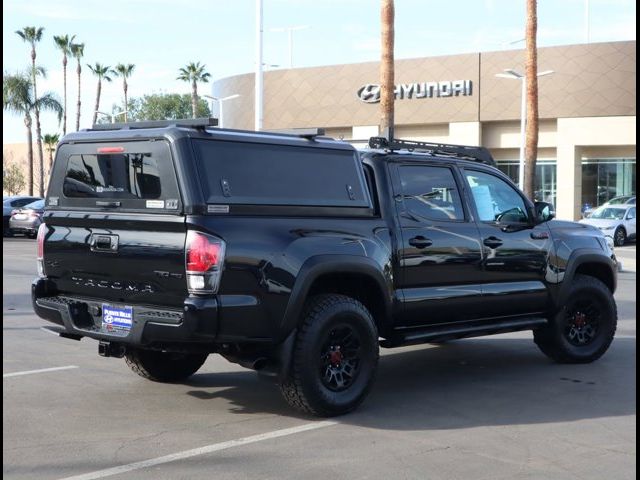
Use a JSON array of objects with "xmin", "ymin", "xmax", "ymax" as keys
[
  {"xmin": 579, "ymin": 204, "xmax": 637, "ymax": 246},
  {"xmin": 8, "ymin": 199, "xmax": 45, "ymax": 238},
  {"xmin": 3, "ymin": 195, "xmax": 42, "ymax": 236}
]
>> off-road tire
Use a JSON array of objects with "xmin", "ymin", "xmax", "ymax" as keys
[
  {"xmin": 534, "ymin": 274, "xmax": 617, "ymax": 363},
  {"xmin": 280, "ymin": 294, "xmax": 379, "ymax": 417},
  {"xmin": 125, "ymin": 348, "xmax": 208, "ymax": 382}
]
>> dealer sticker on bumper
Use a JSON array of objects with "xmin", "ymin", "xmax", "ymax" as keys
[{"xmin": 102, "ymin": 304, "xmax": 133, "ymax": 332}]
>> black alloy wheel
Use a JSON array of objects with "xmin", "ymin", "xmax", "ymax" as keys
[
  {"xmin": 614, "ymin": 227, "xmax": 626, "ymax": 247},
  {"xmin": 320, "ymin": 324, "xmax": 362, "ymax": 392},
  {"xmin": 564, "ymin": 300, "xmax": 601, "ymax": 346}
]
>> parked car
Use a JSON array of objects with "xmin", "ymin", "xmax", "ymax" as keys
[
  {"xmin": 583, "ymin": 195, "xmax": 635, "ymax": 218},
  {"xmin": 580, "ymin": 204, "xmax": 637, "ymax": 246},
  {"xmin": 33, "ymin": 119, "xmax": 618, "ymax": 417},
  {"xmin": 605, "ymin": 195, "xmax": 636, "ymax": 207},
  {"xmin": 3, "ymin": 196, "xmax": 42, "ymax": 236},
  {"xmin": 9, "ymin": 199, "xmax": 45, "ymax": 238}
]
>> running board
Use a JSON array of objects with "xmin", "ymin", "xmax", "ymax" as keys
[{"xmin": 380, "ymin": 317, "xmax": 548, "ymax": 348}]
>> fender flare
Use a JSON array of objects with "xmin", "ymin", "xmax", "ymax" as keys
[
  {"xmin": 558, "ymin": 249, "xmax": 617, "ymax": 305},
  {"xmin": 279, "ymin": 254, "xmax": 394, "ymax": 339}
]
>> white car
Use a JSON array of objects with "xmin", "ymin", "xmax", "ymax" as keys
[{"xmin": 580, "ymin": 205, "xmax": 637, "ymax": 246}]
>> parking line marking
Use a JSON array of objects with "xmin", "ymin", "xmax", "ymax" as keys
[
  {"xmin": 3, "ymin": 365, "xmax": 79, "ymax": 378},
  {"xmin": 58, "ymin": 421, "xmax": 338, "ymax": 480}
]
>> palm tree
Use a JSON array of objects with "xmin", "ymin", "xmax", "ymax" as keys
[
  {"xmin": 43, "ymin": 133, "xmax": 60, "ymax": 173},
  {"xmin": 53, "ymin": 34, "xmax": 75, "ymax": 135},
  {"xmin": 379, "ymin": 0, "xmax": 395, "ymax": 140},
  {"xmin": 15, "ymin": 27, "xmax": 47, "ymax": 195},
  {"xmin": 3, "ymin": 73, "xmax": 62, "ymax": 196},
  {"xmin": 87, "ymin": 63, "xmax": 112, "ymax": 125},
  {"xmin": 524, "ymin": 0, "xmax": 539, "ymax": 200},
  {"xmin": 113, "ymin": 64, "xmax": 136, "ymax": 122},
  {"xmin": 177, "ymin": 62, "xmax": 211, "ymax": 118},
  {"xmin": 70, "ymin": 42, "xmax": 85, "ymax": 131}
]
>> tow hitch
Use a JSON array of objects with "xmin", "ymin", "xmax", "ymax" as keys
[{"xmin": 98, "ymin": 341, "xmax": 126, "ymax": 358}]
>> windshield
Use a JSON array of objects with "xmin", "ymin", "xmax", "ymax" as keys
[{"xmin": 590, "ymin": 207, "xmax": 626, "ymax": 220}]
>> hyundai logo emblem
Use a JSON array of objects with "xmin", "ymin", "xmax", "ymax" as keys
[{"xmin": 357, "ymin": 84, "xmax": 381, "ymax": 103}]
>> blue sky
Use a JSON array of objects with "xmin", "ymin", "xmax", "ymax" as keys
[{"xmin": 3, "ymin": 0, "xmax": 636, "ymax": 144}]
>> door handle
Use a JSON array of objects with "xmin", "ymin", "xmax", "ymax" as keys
[
  {"xmin": 409, "ymin": 236, "xmax": 433, "ymax": 249},
  {"xmin": 530, "ymin": 231, "xmax": 550, "ymax": 240},
  {"xmin": 483, "ymin": 236, "xmax": 503, "ymax": 249}
]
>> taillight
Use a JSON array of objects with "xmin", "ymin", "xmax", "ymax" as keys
[
  {"xmin": 36, "ymin": 223, "xmax": 46, "ymax": 277},
  {"xmin": 185, "ymin": 230, "xmax": 226, "ymax": 294}
]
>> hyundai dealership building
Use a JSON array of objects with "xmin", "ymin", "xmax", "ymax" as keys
[{"xmin": 213, "ymin": 40, "xmax": 636, "ymax": 221}]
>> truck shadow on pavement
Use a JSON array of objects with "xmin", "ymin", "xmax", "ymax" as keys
[{"xmin": 186, "ymin": 336, "xmax": 636, "ymax": 430}]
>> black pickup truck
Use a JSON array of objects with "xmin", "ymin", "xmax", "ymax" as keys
[{"xmin": 33, "ymin": 119, "xmax": 618, "ymax": 416}]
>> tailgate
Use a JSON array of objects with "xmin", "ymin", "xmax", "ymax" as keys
[{"xmin": 43, "ymin": 140, "xmax": 188, "ymax": 307}]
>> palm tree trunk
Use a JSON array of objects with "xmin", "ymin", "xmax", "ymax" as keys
[
  {"xmin": 191, "ymin": 80, "xmax": 198, "ymax": 119},
  {"xmin": 93, "ymin": 79, "xmax": 102, "ymax": 125},
  {"xmin": 62, "ymin": 55, "xmax": 68, "ymax": 135},
  {"xmin": 380, "ymin": 0, "xmax": 395, "ymax": 140},
  {"xmin": 35, "ymin": 113, "xmax": 45, "ymax": 197},
  {"xmin": 123, "ymin": 80, "xmax": 128, "ymax": 122},
  {"xmin": 48, "ymin": 148, "xmax": 54, "ymax": 172},
  {"xmin": 24, "ymin": 115, "xmax": 34, "ymax": 196},
  {"xmin": 75, "ymin": 62, "xmax": 82, "ymax": 131},
  {"xmin": 524, "ymin": 0, "xmax": 539, "ymax": 201},
  {"xmin": 31, "ymin": 48, "xmax": 46, "ymax": 197}
]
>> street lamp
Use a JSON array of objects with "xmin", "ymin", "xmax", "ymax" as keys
[
  {"xmin": 270, "ymin": 25, "xmax": 309, "ymax": 68},
  {"xmin": 96, "ymin": 110, "xmax": 127, "ymax": 123},
  {"xmin": 203, "ymin": 94, "xmax": 240, "ymax": 129},
  {"xmin": 495, "ymin": 69, "xmax": 554, "ymax": 189}
]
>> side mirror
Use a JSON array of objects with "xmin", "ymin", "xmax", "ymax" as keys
[{"xmin": 534, "ymin": 201, "xmax": 556, "ymax": 224}]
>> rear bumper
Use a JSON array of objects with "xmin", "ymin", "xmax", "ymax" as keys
[
  {"xmin": 9, "ymin": 217, "xmax": 41, "ymax": 234},
  {"xmin": 32, "ymin": 278, "xmax": 219, "ymax": 347}
]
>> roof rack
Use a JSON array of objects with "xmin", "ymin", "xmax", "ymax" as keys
[
  {"xmin": 88, "ymin": 117, "xmax": 218, "ymax": 131},
  {"xmin": 263, "ymin": 128, "xmax": 326, "ymax": 139},
  {"xmin": 88, "ymin": 120, "xmax": 327, "ymax": 141},
  {"xmin": 369, "ymin": 136, "xmax": 496, "ymax": 167}
]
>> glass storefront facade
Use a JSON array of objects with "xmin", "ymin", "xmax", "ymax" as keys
[
  {"xmin": 581, "ymin": 158, "xmax": 636, "ymax": 212},
  {"xmin": 496, "ymin": 161, "xmax": 558, "ymax": 206}
]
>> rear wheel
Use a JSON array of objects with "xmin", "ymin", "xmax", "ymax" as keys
[
  {"xmin": 280, "ymin": 294, "xmax": 379, "ymax": 417},
  {"xmin": 534, "ymin": 274, "xmax": 616, "ymax": 363},
  {"xmin": 614, "ymin": 227, "xmax": 627, "ymax": 246},
  {"xmin": 125, "ymin": 348, "xmax": 208, "ymax": 382}
]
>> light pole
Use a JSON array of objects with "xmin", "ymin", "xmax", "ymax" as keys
[
  {"xmin": 203, "ymin": 95, "xmax": 240, "ymax": 129},
  {"xmin": 96, "ymin": 110, "xmax": 128, "ymax": 123},
  {"xmin": 255, "ymin": 0, "xmax": 263, "ymax": 131},
  {"xmin": 270, "ymin": 25, "xmax": 309, "ymax": 68},
  {"xmin": 495, "ymin": 69, "xmax": 554, "ymax": 189}
]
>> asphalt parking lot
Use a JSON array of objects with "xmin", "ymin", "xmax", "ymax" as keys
[{"xmin": 3, "ymin": 237, "xmax": 636, "ymax": 480}]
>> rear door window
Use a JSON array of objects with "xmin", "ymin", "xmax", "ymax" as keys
[{"xmin": 398, "ymin": 165, "xmax": 465, "ymax": 221}]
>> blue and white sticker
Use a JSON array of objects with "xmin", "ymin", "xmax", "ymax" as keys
[{"xmin": 102, "ymin": 304, "xmax": 133, "ymax": 331}]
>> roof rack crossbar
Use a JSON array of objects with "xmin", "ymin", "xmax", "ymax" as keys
[
  {"xmin": 369, "ymin": 136, "xmax": 496, "ymax": 166},
  {"xmin": 88, "ymin": 117, "xmax": 218, "ymax": 131},
  {"xmin": 262, "ymin": 128, "xmax": 326, "ymax": 139}
]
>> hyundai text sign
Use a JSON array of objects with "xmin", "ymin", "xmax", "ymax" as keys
[{"xmin": 357, "ymin": 80, "xmax": 473, "ymax": 103}]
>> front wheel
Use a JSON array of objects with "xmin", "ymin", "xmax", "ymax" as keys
[
  {"xmin": 125, "ymin": 348, "xmax": 208, "ymax": 382},
  {"xmin": 534, "ymin": 274, "xmax": 617, "ymax": 363},
  {"xmin": 614, "ymin": 227, "xmax": 627, "ymax": 246},
  {"xmin": 280, "ymin": 294, "xmax": 379, "ymax": 417}
]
